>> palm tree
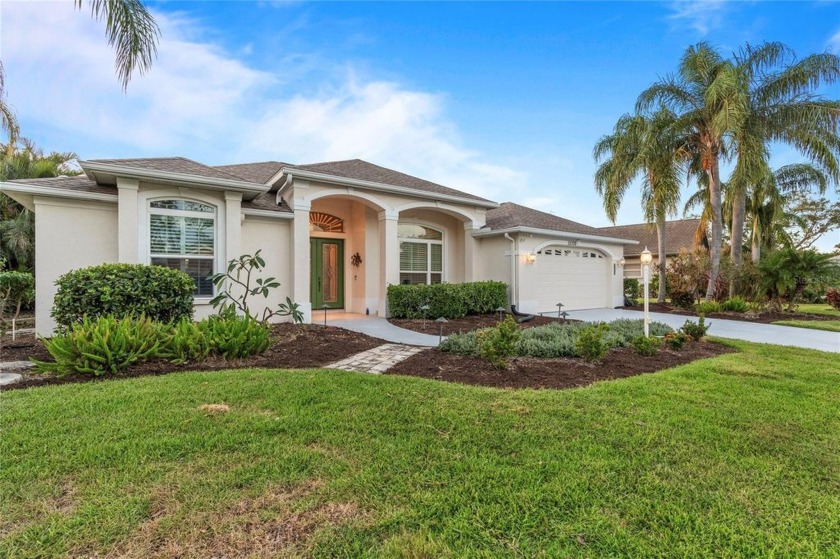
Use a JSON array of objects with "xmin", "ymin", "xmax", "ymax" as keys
[
  {"xmin": 594, "ymin": 108, "xmax": 686, "ymax": 302},
  {"xmin": 728, "ymin": 43, "xmax": 840, "ymax": 290},
  {"xmin": 0, "ymin": 62, "xmax": 19, "ymax": 152},
  {"xmin": 637, "ymin": 43, "xmax": 741, "ymax": 301}
]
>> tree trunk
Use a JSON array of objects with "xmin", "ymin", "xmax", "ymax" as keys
[
  {"xmin": 656, "ymin": 213, "xmax": 667, "ymax": 303},
  {"xmin": 729, "ymin": 186, "xmax": 747, "ymax": 296},
  {"xmin": 705, "ymin": 147, "xmax": 723, "ymax": 301}
]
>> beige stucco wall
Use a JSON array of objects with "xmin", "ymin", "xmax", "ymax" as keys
[
  {"xmin": 241, "ymin": 215, "xmax": 293, "ymax": 321},
  {"xmin": 33, "ymin": 197, "xmax": 118, "ymax": 335}
]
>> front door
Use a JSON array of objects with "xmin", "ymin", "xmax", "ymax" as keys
[{"xmin": 311, "ymin": 239, "xmax": 344, "ymax": 309}]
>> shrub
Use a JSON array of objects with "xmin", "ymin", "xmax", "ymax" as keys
[
  {"xmin": 759, "ymin": 249, "xmax": 840, "ymax": 312},
  {"xmin": 681, "ymin": 316, "xmax": 709, "ymax": 342},
  {"xmin": 624, "ymin": 278, "xmax": 640, "ymax": 299},
  {"xmin": 0, "ymin": 270, "xmax": 34, "ymax": 335},
  {"xmin": 199, "ymin": 309, "xmax": 271, "ymax": 359},
  {"xmin": 602, "ymin": 318, "xmax": 673, "ymax": 345},
  {"xmin": 35, "ymin": 315, "xmax": 164, "ymax": 376},
  {"xmin": 663, "ymin": 330, "xmax": 690, "ymax": 350},
  {"xmin": 52, "ymin": 263, "xmax": 194, "ymax": 329},
  {"xmin": 387, "ymin": 281, "xmax": 507, "ymax": 319},
  {"xmin": 630, "ymin": 335, "xmax": 661, "ymax": 357},
  {"xmin": 695, "ymin": 301, "xmax": 721, "ymax": 314},
  {"xmin": 575, "ymin": 323, "xmax": 609, "ymax": 362},
  {"xmin": 161, "ymin": 319, "xmax": 211, "ymax": 364},
  {"xmin": 720, "ymin": 296, "xmax": 749, "ymax": 313},
  {"xmin": 517, "ymin": 322, "xmax": 585, "ymax": 358},
  {"xmin": 476, "ymin": 316, "xmax": 520, "ymax": 368},
  {"xmin": 670, "ymin": 291, "xmax": 696, "ymax": 310},
  {"xmin": 439, "ymin": 330, "xmax": 480, "ymax": 355},
  {"xmin": 826, "ymin": 289, "xmax": 840, "ymax": 310}
]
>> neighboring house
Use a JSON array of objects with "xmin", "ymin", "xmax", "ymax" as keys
[
  {"xmin": 597, "ymin": 219, "xmax": 706, "ymax": 279},
  {"xmin": 0, "ymin": 157, "xmax": 636, "ymax": 335}
]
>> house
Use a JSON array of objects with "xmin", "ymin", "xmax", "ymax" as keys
[
  {"xmin": 0, "ymin": 157, "xmax": 636, "ymax": 335},
  {"xmin": 597, "ymin": 219, "xmax": 706, "ymax": 279}
]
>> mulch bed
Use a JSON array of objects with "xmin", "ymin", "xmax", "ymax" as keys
[
  {"xmin": 624, "ymin": 302, "xmax": 838, "ymax": 324},
  {"xmin": 389, "ymin": 313, "xmax": 574, "ymax": 336},
  {"xmin": 1, "ymin": 324, "xmax": 385, "ymax": 392},
  {"xmin": 388, "ymin": 341, "xmax": 735, "ymax": 390}
]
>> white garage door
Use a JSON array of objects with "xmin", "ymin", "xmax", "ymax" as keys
[{"xmin": 533, "ymin": 247, "xmax": 609, "ymax": 312}]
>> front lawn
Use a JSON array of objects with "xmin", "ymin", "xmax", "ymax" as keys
[
  {"xmin": 794, "ymin": 303, "xmax": 840, "ymax": 318},
  {"xmin": 772, "ymin": 319, "xmax": 840, "ymax": 332},
  {"xmin": 2, "ymin": 341, "xmax": 839, "ymax": 557}
]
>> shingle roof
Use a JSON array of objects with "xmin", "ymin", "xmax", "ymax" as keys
[
  {"xmin": 597, "ymin": 219, "xmax": 703, "ymax": 257},
  {"xmin": 484, "ymin": 202, "xmax": 635, "ymax": 241},
  {"xmin": 214, "ymin": 161, "xmax": 288, "ymax": 185},
  {"xmin": 289, "ymin": 159, "xmax": 495, "ymax": 204},
  {"xmin": 87, "ymin": 157, "xmax": 254, "ymax": 183},
  {"xmin": 241, "ymin": 191, "xmax": 292, "ymax": 214},
  {"xmin": 7, "ymin": 175, "xmax": 117, "ymax": 196}
]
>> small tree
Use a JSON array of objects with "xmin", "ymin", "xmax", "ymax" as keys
[
  {"xmin": 209, "ymin": 250, "xmax": 303, "ymax": 324},
  {"xmin": 0, "ymin": 270, "xmax": 34, "ymax": 340},
  {"xmin": 759, "ymin": 249, "xmax": 840, "ymax": 312}
]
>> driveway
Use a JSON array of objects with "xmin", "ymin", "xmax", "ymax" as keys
[{"xmin": 571, "ymin": 308, "xmax": 840, "ymax": 353}]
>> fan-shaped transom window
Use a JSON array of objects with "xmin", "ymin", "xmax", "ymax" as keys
[
  {"xmin": 149, "ymin": 199, "xmax": 216, "ymax": 297},
  {"xmin": 399, "ymin": 223, "xmax": 443, "ymax": 285},
  {"xmin": 309, "ymin": 212, "xmax": 344, "ymax": 233}
]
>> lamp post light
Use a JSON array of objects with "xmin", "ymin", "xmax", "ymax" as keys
[
  {"xmin": 321, "ymin": 304, "xmax": 330, "ymax": 327},
  {"xmin": 420, "ymin": 304, "xmax": 430, "ymax": 330},
  {"xmin": 435, "ymin": 317, "xmax": 448, "ymax": 345},
  {"xmin": 640, "ymin": 247, "xmax": 653, "ymax": 337},
  {"xmin": 495, "ymin": 306, "xmax": 506, "ymax": 322}
]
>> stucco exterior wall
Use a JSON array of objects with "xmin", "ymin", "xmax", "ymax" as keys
[
  {"xmin": 33, "ymin": 197, "xmax": 118, "ymax": 335},
  {"xmin": 241, "ymin": 215, "xmax": 293, "ymax": 322}
]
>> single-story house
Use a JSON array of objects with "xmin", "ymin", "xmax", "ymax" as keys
[
  {"xmin": 0, "ymin": 157, "xmax": 637, "ymax": 335},
  {"xmin": 598, "ymin": 219, "xmax": 707, "ymax": 279}
]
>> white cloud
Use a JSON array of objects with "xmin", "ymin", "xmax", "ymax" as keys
[
  {"xmin": 829, "ymin": 28, "xmax": 840, "ymax": 53},
  {"xmin": 666, "ymin": 0, "xmax": 730, "ymax": 36}
]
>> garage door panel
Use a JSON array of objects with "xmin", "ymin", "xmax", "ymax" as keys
[{"xmin": 533, "ymin": 247, "xmax": 608, "ymax": 312}]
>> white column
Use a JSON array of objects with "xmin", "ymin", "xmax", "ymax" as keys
[
  {"xmin": 378, "ymin": 211, "xmax": 399, "ymax": 317},
  {"xmin": 117, "ymin": 177, "xmax": 140, "ymax": 263},
  {"xmin": 224, "ymin": 191, "xmax": 242, "ymax": 264},
  {"xmin": 463, "ymin": 221, "xmax": 477, "ymax": 282},
  {"xmin": 292, "ymin": 201, "xmax": 312, "ymax": 323}
]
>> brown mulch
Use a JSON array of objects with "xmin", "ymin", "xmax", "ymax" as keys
[
  {"xmin": 0, "ymin": 333, "xmax": 52, "ymax": 363},
  {"xmin": 389, "ymin": 313, "xmax": 575, "ymax": 336},
  {"xmin": 388, "ymin": 341, "xmax": 735, "ymax": 390},
  {"xmin": 624, "ymin": 302, "xmax": 838, "ymax": 324},
  {"xmin": 1, "ymin": 324, "xmax": 386, "ymax": 392}
]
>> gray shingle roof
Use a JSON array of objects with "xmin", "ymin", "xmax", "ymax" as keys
[
  {"xmin": 485, "ymin": 202, "xmax": 634, "ymax": 240},
  {"xmin": 214, "ymin": 161, "xmax": 288, "ymax": 185},
  {"xmin": 597, "ymin": 219, "xmax": 704, "ymax": 256},
  {"xmin": 87, "ymin": 157, "xmax": 254, "ymax": 183},
  {"xmin": 290, "ymin": 159, "xmax": 495, "ymax": 204},
  {"xmin": 7, "ymin": 175, "xmax": 117, "ymax": 196},
  {"xmin": 241, "ymin": 191, "xmax": 292, "ymax": 214}
]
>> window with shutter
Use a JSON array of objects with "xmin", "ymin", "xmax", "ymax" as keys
[
  {"xmin": 149, "ymin": 199, "xmax": 216, "ymax": 296},
  {"xmin": 398, "ymin": 224, "xmax": 443, "ymax": 284}
]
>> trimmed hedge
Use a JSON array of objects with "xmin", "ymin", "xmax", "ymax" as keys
[
  {"xmin": 52, "ymin": 263, "xmax": 195, "ymax": 329},
  {"xmin": 387, "ymin": 281, "xmax": 507, "ymax": 319}
]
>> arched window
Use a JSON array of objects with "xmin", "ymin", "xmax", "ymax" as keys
[
  {"xmin": 309, "ymin": 212, "xmax": 344, "ymax": 232},
  {"xmin": 398, "ymin": 223, "xmax": 443, "ymax": 284},
  {"xmin": 149, "ymin": 199, "xmax": 216, "ymax": 296}
]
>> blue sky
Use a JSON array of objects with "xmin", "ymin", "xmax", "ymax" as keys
[{"xmin": 3, "ymin": 0, "xmax": 839, "ymax": 249}]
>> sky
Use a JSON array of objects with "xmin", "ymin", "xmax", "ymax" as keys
[{"xmin": 1, "ymin": 0, "xmax": 839, "ymax": 250}]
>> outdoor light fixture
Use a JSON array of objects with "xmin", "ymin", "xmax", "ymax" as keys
[
  {"xmin": 321, "ymin": 304, "xmax": 330, "ymax": 326},
  {"xmin": 495, "ymin": 306, "xmax": 506, "ymax": 321},
  {"xmin": 640, "ymin": 247, "xmax": 652, "ymax": 337},
  {"xmin": 420, "ymin": 304, "xmax": 430, "ymax": 330},
  {"xmin": 524, "ymin": 252, "xmax": 536, "ymax": 265},
  {"xmin": 619, "ymin": 258, "xmax": 626, "ymax": 267},
  {"xmin": 435, "ymin": 317, "xmax": 449, "ymax": 344}
]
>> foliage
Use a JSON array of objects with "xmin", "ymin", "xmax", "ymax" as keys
[
  {"xmin": 666, "ymin": 249, "xmax": 709, "ymax": 302},
  {"xmin": 663, "ymin": 330, "xmax": 690, "ymax": 350},
  {"xmin": 695, "ymin": 301, "xmax": 721, "ymax": 314},
  {"xmin": 670, "ymin": 291, "xmax": 696, "ymax": 310},
  {"xmin": 681, "ymin": 316, "xmax": 710, "ymax": 342},
  {"xmin": 602, "ymin": 318, "xmax": 673, "ymax": 341},
  {"xmin": 209, "ymin": 250, "xmax": 303, "ymax": 324},
  {"xmin": 199, "ymin": 309, "xmax": 271, "ymax": 359},
  {"xmin": 387, "ymin": 281, "xmax": 507, "ymax": 319},
  {"xmin": 575, "ymin": 323, "xmax": 609, "ymax": 362},
  {"xmin": 826, "ymin": 289, "xmax": 840, "ymax": 311},
  {"xmin": 758, "ymin": 249, "xmax": 840, "ymax": 311},
  {"xmin": 630, "ymin": 335, "xmax": 661, "ymax": 357},
  {"xmin": 34, "ymin": 315, "xmax": 164, "ymax": 376},
  {"xmin": 623, "ymin": 278, "xmax": 640, "ymax": 298},
  {"xmin": 782, "ymin": 194, "xmax": 840, "ymax": 251},
  {"xmin": 0, "ymin": 270, "xmax": 34, "ymax": 325},
  {"xmin": 52, "ymin": 263, "xmax": 194, "ymax": 330},
  {"xmin": 476, "ymin": 317, "xmax": 520, "ymax": 368},
  {"xmin": 438, "ymin": 330, "xmax": 480, "ymax": 356},
  {"xmin": 161, "ymin": 319, "xmax": 210, "ymax": 364},
  {"xmin": 720, "ymin": 296, "xmax": 749, "ymax": 313}
]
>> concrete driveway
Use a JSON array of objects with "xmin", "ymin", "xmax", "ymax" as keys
[{"xmin": 571, "ymin": 308, "xmax": 840, "ymax": 353}]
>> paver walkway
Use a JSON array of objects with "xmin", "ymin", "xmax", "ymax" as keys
[
  {"xmin": 327, "ymin": 314, "xmax": 441, "ymax": 347},
  {"xmin": 572, "ymin": 308, "xmax": 840, "ymax": 353},
  {"xmin": 328, "ymin": 343, "xmax": 425, "ymax": 373}
]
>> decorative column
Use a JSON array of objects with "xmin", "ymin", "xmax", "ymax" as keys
[
  {"xmin": 378, "ymin": 211, "xmax": 399, "ymax": 317},
  {"xmin": 463, "ymin": 221, "xmax": 477, "ymax": 282},
  {"xmin": 116, "ymin": 177, "xmax": 140, "ymax": 263},
  {"xmin": 292, "ymin": 200, "xmax": 312, "ymax": 323}
]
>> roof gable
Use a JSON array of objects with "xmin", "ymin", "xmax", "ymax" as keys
[
  {"xmin": 485, "ymin": 202, "xmax": 634, "ymax": 241},
  {"xmin": 86, "ymin": 157, "xmax": 254, "ymax": 184},
  {"xmin": 597, "ymin": 219, "xmax": 704, "ymax": 257}
]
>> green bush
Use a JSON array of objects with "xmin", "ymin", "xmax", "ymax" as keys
[
  {"xmin": 695, "ymin": 301, "xmax": 721, "ymax": 314},
  {"xmin": 439, "ymin": 330, "xmax": 480, "ymax": 355},
  {"xmin": 387, "ymin": 281, "xmax": 507, "ymax": 319},
  {"xmin": 0, "ymin": 270, "xmax": 34, "ymax": 325},
  {"xmin": 161, "ymin": 319, "xmax": 211, "ymax": 364},
  {"xmin": 575, "ymin": 323, "xmax": 609, "ymax": 362},
  {"xmin": 624, "ymin": 278, "xmax": 640, "ymax": 299},
  {"xmin": 681, "ymin": 316, "xmax": 709, "ymax": 342},
  {"xmin": 720, "ymin": 296, "xmax": 749, "ymax": 313},
  {"xmin": 663, "ymin": 331, "xmax": 690, "ymax": 350},
  {"xmin": 35, "ymin": 315, "xmax": 165, "ymax": 376},
  {"xmin": 601, "ymin": 318, "xmax": 673, "ymax": 344},
  {"xmin": 517, "ymin": 322, "xmax": 585, "ymax": 358},
  {"xmin": 52, "ymin": 263, "xmax": 195, "ymax": 330},
  {"xmin": 199, "ymin": 310, "xmax": 271, "ymax": 359},
  {"xmin": 827, "ymin": 289, "xmax": 840, "ymax": 310},
  {"xmin": 476, "ymin": 316, "xmax": 520, "ymax": 368},
  {"xmin": 670, "ymin": 291, "xmax": 696, "ymax": 309},
  {"xmin": 630, "ymin": 335, "xmax": 661, "ymax": 357}
]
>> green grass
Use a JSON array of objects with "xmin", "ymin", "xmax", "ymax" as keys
[
  {"xmin": 2, "ymin": 341, "xmax": 839, "ymax": 557},
  {"xmin": 773, "ymin": 320, "xmax": 840, "ymax": 332},
  {"xmin": 795, "ymin": 303, "xmax": 840, "ymax": 318}
]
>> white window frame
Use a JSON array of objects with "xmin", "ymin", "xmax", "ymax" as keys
[{"xmin": 398, "ymin": 222, "xmax": 444, "ymax": 285}]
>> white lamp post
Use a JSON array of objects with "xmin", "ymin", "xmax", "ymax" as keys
[{"xmin": 640, "ymin": 247, "xmax": 653, "ymax": 337}]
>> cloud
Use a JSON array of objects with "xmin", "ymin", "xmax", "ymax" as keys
[
  {"xmin": 829, "ymin": 28, "xmax": 840, "ymax": 53},
  {"xmin": 2, "ymin": 2, "xmax": 522, "ymax": 202},
  {"xmin": 665, "ymin": 0, "xmax": 730, "ymax": 36}
]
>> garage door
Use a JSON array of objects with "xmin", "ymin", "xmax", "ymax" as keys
[{"xmin": 533, "ymin": 247, "xmax": 609, "ymax": 312}]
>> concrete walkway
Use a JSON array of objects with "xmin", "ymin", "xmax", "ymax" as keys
[
  {"xmin": 571, "ymin": 308, "xmax": 840, "ymax": 353},
  {"xmin": 328, "ymin": 343, "xmax": 424, "ymax": 373},
  {"xmin": 327, "ymin": 313, "xmax": 441, "ymax": 347}
]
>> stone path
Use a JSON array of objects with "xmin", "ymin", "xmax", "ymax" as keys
[{"xmin": 328, "ymin": 343, "xmax": 425, "ymax": 374}]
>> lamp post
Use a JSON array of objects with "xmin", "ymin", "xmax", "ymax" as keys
[
  {"xmin": 435, "ymin": 317, "xmax": 448, "ymax": 345},
  {"xmin": 495, "ymin": 306, "xmax": 506, "ymax": 322},
  {"xmin": 420, "ymin": 304, "xmax": 430, "ymax": 330},
  {"xmin": 640, "ymin": 247, "xmax": 652, "ymax": 337}
]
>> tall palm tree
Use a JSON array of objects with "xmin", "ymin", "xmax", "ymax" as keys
[
  {"xmin": 728, "ymin": 43, "xmax": 840, "ymax": 290},
  {"xmin": 0, "ymin": 62, "xmax": 19, "ymax": 152},
  {"xmin": 594, "ymin": 108, "xmax": 686, "ymax": 302},
  {"xmin": 637, "ymin": 43, "xmax": 741, "ymax": 301}
]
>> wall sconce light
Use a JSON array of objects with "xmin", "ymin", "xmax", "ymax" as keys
[
  {"xmin": 524, "ymin": 252, "xmax": 536, "ymax": 265},
  {"xmin": 618, "ymin": 258, "xmax": 626, "ymax": 267}
]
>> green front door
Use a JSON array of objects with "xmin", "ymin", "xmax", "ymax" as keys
[{"xmin": 311, "ymin": 239, "xmax": 344, "ymax": 309}]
